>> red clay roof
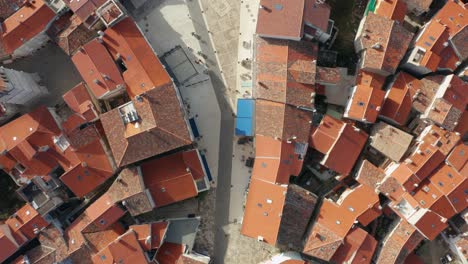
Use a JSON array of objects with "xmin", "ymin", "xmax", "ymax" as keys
[
  {"xmin": 356, "ymin": 70, "xmax": 386, "ymax": 89},
  {"xmin": 412, "ymin": 179, "xmax": 457, "ymax": 219},
  {"xmin": 100, "ymin": 84, "xmax": 192, "ymax": 167},
  {"xmin": 253, "ymin": 135, "xmax": 303, "ymax": 184},
  {"xmin": 356, "ymin": 12, "xmax": 413, "ymax": 75},
  {"xmin": 303, "ymin": 185, "xmax": 380, "ymax": 261},
  {"xmin": 345, "ymin": 85, "xmax": 385, "ymax": 123},
  {"xmin": 303, "ymin": 0, "xmax": 331, "ymax": 32},
  {"xmin": 447, "ymin": 142, "xmax": 468, "ymax": 176},
  {"xmin": 428, "ymin": 163, "xmax": 467, "ymax": 213},
  {"xmin": 413, "ymin": 20, "xmax": 451, "ymax": 71},
  {"xmin": 256, "ymin": 0, "xmax": 305, "ymax": 40},
  {"xmin": 63, "ymin": 82, "xmax": 99, "ymax": 121},
  {"xmin": 156, "ymin": 242, "xmax": 185, "ymax": 264},
  {"xmin": 72, "ymin": 39, "xmax": 126, "ymax": 99},
  {"xmin": 408, "ymin": 209, "xmax": 448, "ymax": 240},
  {"xmin": 241, "ymin": 178, "xmax": 287, "ymax": 245},
  {"xmin": 92, "ymin": 230, "xmax": 150, "ymax": 264},
  {"xmin": 130, "ymin": 221, "xmax": 169, "ymax": 251},
  {"xmin": 102, "ymin": 18, "xmax": 172, "ymax": 98},
  {"xmin": 141, "ymin": 150, "xmax": 200, "ymax": 208},
  {"xmin": 375, "ymin": 219, "xmax": 424, "ymax": 264},
  {"xmin": 315, "ymin": 67, "xmax": 341, "ymax": 85},
  {"xmin": 375, "ymin": 0, "xmax": 407, "ymax": 23},
  {"xmin": 0, "ymin": 227, "xmax": 20, "ymax": 264},
  {"xmin": 380, "ymin": 72, "xmax": 419, "ymax": 125},
  {"xmin": 0, "ymin": 0, "xmax": 55, "ymax": 54},
  {"xmin": 5, "ymin": 204, "xmax": 49, "ymax": 241},
  {"xmin": 255, "ymin": 37, "xmax": 317, "ymax": 107},
  {"xmin": 310, "ymin": 115, "xmax": 368, "ymax": 176},
  {"xmin": 433, "ymin": 0, "xmax": 467, "ymax": 37},
  {"xmin": 330, "ymin": 227, "xmax": 378, "ymax": 264},
  {"xmin": 418, "ymin": 124, "xmax": 461, "ymax": 156},
  {"xmin": 63, "ymin": 0, "xmax": 107, "ymax": 25},
  {"xmin": 256, "ymin": 99, "xmax": 312, "ymax": 143}
]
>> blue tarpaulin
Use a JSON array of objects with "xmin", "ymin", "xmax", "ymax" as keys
[
  {"xmin": 200, "ymin": 154, "xmax": 213, "ymax": 181},
  {"xmin": 235, "ymin": 99, "xmax": 254, "ymax": 136}
]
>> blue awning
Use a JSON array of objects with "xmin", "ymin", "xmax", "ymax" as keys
[
  {"xmin": 189, "ymin": 118, "xmax": 200, "ymax": 138},
  {"xmin": 235, "ymin": 99, "xmax": 254, "ymax": 136}
]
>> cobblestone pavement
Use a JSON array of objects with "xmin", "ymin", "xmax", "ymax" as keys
[{"xmin": 193, "ymin": 189, "xmax": 216, "ymax": 257}]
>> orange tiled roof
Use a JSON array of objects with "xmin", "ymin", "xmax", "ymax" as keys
[
  {"xmin": 316, "ymin": 66, "xmax": 342, "ymax": 85},
  {"xmin": 418, "ymin": 124, "xmax": 461, "ymax": 155},
  {"xmin": 375, "ymin": 0, "xmax": 407, "ymax": 23},
  {"xmin": 356, "ymin": 160, "xmax": 386, "ymax": 189},
  {"xmin": 345, "ymin": 85, "xmax": 385, "ymax": 123},
  {"xmin": 412, "ymin": 179, "xmax": 458, "ymax": 219},
  {"xmin": 356, "ymin": 13, "xmax": 413, "ymax": 75},
  {"xmin": 408, "ymin": 209, "xmax": 448, "ymax": 240},
  {"xmin": 141, "ymin": 150, "xmax": 201, "ymax": 208},
  {"xmin": 256, "ymin": 99, "xmax": 312, "ymax": 143},
  {"xmin": 102, "ymin": 18, "xmax": 172, "ymax": 98},
  {"xmin": 375, "ymin": 219, "xmax": 424, "ymax": 264},
  {"xmin": 241, "ymin": 178, "xmax": 287, "ymax": 245},
  {"xmin": 253, "ymin": 135, "xmax": 304, "ymax": 184},
  {"xmin": 447, "ymin": 142, "xmax": 468, "ymax": 176},
  {"xmin": 303, "ymin": 0, "xmax": 331, "ymax": 32},
  {"xmin": 433, "ymin": 0, "xmax": 467, "ymax": 37},
  {"xmin": 5, "ymin": 204, "xmax": 48, "ymax": 241},
  {"xmin": 156, "ymin": 242, "xmax": 185, "ymax": 264},
  {"xmin": 356, "ymin": 70, "xmax": 386, "ymax": 88},
  {"xmin": 428, "ymin": 163, "xmax": 467, "ymax": 213},
  {"xmin": 63, "ymin": 0, "xmax": 106, "ymax": 25},
  {"xmin": 310, "ymin": 115, "xmax": 368, "ymax": 176},
  {"xmin": 380, "ymin": 72, "xmax": 417, "ymax": 125},
  {"xmin": 63, "ymin": 82, "xmax": 99, "ymax": 121},
  {"xmin": 303, "ymin": 185, "xmax": 381, "ymax": 261},
  {"xmin": 0, "ymin": 0, "xmax": 55, "ymax": 54},
  {"xmin": 100, "ymin": 84, "xmax": 192, "ymax": 167},
  {"xmin": 0, "ymin": 227, "xmax": 21, "ymax": 264},
  {"xmin": 256, "ymin": 0, "xmax": 305, "ymax": 39},
  {"xmin": 130, "ymin": 221, "xmax": 169, "ymax": 251},
  {"xmin": 92, "ymin": 230, "xmax": 150, "ymax": 264},
  {"xmin": 255, "ymin": 37, "xmax": 317, "ymax": 107},
  {"xmin": 413, "ymin": 20, "xmax": 453, "ymax": 71},
  {"xmin": 72, "ymin": 39, "xmax": 126, "ymax": 99},
  {"xmin": 330, "ymin": 227, "xmax": 378, "ymax": 264}
]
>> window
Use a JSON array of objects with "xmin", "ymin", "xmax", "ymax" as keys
[
  {"xmin": 54, "ymin": 135, "xmax": 70, "ymax": 152},
  {"xmin": 77, "ymin": 175, "xmax": 82, "ymax": 181},
  {"xmin": 99, "ymin": 219, "xmax": 106, "ymax": 225},
  {"xmin": 438, "ymin": 181, "xmax": 444, "ymax": 187}
]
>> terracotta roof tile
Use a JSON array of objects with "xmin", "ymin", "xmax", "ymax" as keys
[
  {"xmin": 0, "ymin": 227, "xmax": 22, "ymax": 263},
  {"xmin": 433, "ymin": 0, "xmax": 467, "ymax": 37},
  {"xmin": 356, "ymin": 160, "xmax": 386, "ymax": 189},
  {"xmin": 253, "ymin": 135, "xmax": 304, "ymax": 184},
  {"xmin": 277, "ymin": 184, "xmax": 318, "ymax": 249},
  {"xmin": 48, "ymin": 13, "xmax": 97, "ymax": 56},
  {"xmin": 447, "ymin": 142, "xmax": 468, "ymax": 175},
  {"xmin": 103, "ymin": 18, "xmax": 172, "ymax": 98},
  {"xmin": 315, "ymin": 67, "xmax": 341, "ymax": 85},
  {"xmin": 330, "ymin": 227, "xmax": 377, "ymax": 264},
  {"xmin": 255, "ymin": 37, "xmax": 317, "ymax": 107},
  {"xmin": 418, "ymin": 124, "xmax": 461, "ymax": 155},
  {"xmin": 356, "ymin": 13, "xmax": 413, "ymax": 75},
  {"xmin": 375, "ymin": 0, "xmax": 407, "ymax": 23},
  {"xmin": 256, "ymin": 99, "xmax": 312, "ymax": 143},
  {"xmin": 0, "ymin": 0, "xmax": 27, "ymax": 19},
  {"xmin": 63, "ymin": 82, "xmax": 99, "ymax": 121},
  {"xmin": 100, "ymin": 83, "xmax": 192, "ymax": 167},
  {"xmin": 0, "ymin": 0, "xmax": 55, "ymax": 54},
  {"xmin": 303, "ymin": 0, "xmax": 331, "ymax": 32},
  {"xmin": 72, "ymin": 39, "xmax": 126, "ymax": 99},
  {"xmin": 377, "ymin": 219, "xmax": 424, "ymax": 264},
  {"xmin": 92, "ymin": 230, "xmax": 150, "ymax": 264},
  {"xmin": 344, "ymin": 85, "xmax": 385, "ymax": 123},
  {"xmin": 451, "ymin": 25, "xmax": 468, "ymax": 59},
  {"xmin": 412, "ymin": 179, "xmax": 457, "ymax": 219},
  {"xmin": 130, "ymin": 221, "xmax": 169, "ymax": 251},
  {"xmin": 141, "ymin": 150, "xmax": 202, "ymax": 207},
  {"xmin": 369, "ymin": 122, "xmax": 413, "ymax": 161},
  {"xmin": 63, "ymin": 0, "xmax": 107, "ymax": 26},
  {"xmin": 377, "ymin": 176, "xmax": 405, "ymax": 200},
  {"xmin": 256, "ymin": 0, "xmax": 305, "ymax": 39},
  {"xmin": 380, "ymin": 73, "xmax": 440, "ymax": 125},
  {"xmin": 5, "ymin": 204, "xmax": 49, "ymax": 241},
  {"xmin": 241, "ymin": 178, "xmax": 287, "ymax": 245},
  {"xmin": 356, "ymin": 70, "xmax": 386, "ymax": 88},
  {"xmin": 106, "ymin": 167, "xmax": 154, "ymax": 216},
  {"xmin": 156, "ymin": 242, "xmax": 185, "ymax": 264},
  {"xmin": 407, "ymin": 209, "xmax": 448, "ymax": 240}
]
